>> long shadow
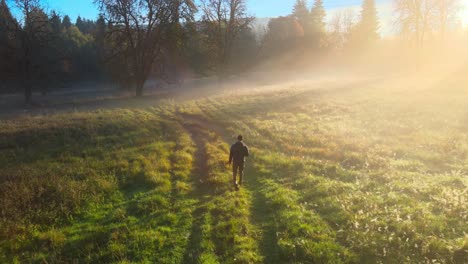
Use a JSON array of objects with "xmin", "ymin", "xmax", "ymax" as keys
[
  {"xmin": 0, "ymin": 91, "xmax": 172, "ymax": 120},
  {"xmin": 244, "ymin": 161, "xmax": 280, "ymax": 264},
  {"xmin": 182, "ymin": 204, "xmax": 206, "ymax": 264}
]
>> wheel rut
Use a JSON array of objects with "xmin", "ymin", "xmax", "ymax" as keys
[
  {"xmin": 180, "ymin": 118, "xmax": 212, "ymax": 263},
  {"xmin": 179, "ymin": 113, "xmax": 275, "ymax": 263}
]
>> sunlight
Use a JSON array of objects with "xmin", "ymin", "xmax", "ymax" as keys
[
  {"xmin": 1, "ymin": 0, "xmax": 468, "ymax": 263},
  {"xmin": 463, "ymin": 0, "xmax": 468, "ymax": 26}
]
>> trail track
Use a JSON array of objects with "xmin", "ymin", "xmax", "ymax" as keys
[{"xmin": 179, "ymin": 113, "xmax": 280, "ymax": 263}]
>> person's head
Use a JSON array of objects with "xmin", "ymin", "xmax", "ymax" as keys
[{"xmin": 237, "ymin": 135, "xmax": 243, "ymax": 141}]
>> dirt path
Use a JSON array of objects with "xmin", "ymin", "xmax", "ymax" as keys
[
  {"xmin": 245, "ymin": 163, "xmax": 280, "ymax": 263},
  {"xmin": 180, "ymin": 119, "xmax": 211, "ymax": 263},
  {"xmin": 179, "ymin": 113, "xmax": 277, "ymax": 263},
  {"xmin": 181, "ymin": 120, "xmax": 210, "ymax": 183}
]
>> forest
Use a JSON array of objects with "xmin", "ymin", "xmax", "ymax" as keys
[{"xmin": 1, "ymin": 0, "xmax": 465, "ymax": 102}]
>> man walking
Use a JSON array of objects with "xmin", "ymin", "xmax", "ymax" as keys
[{"xmin": 229, "ymin": 135, "xmax": 250, "ymax": 190}]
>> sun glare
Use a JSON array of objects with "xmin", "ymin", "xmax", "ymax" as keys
[{"xmin": 462, "ymin": 1, "xmax": 468, "ymax": 27}]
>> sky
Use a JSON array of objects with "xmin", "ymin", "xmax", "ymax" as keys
[
  {"xmin": 9, "ymin": 0, "xmax": 468, "ymax": 35},
  {"xmin": 13, "ymin": 0, "xmax": 389, "ymax": 20},
  {"xmin": 248, "ymin": 0, "xmax": 390, "ymax": 17}
]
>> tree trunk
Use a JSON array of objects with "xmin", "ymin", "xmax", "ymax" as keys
[
  {"xmin": 24, "ymin": 84, "xmax": 32, "ymax": 105},
  {"xmin": 135, "ymin": 79, "xmax": 144, "ymax": 97},
  {"xmin": 24, "ymin": 57, "xmax": 32, "ymax": 105}
]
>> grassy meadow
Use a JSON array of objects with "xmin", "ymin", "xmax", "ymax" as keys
[{"xmin": 1, "ymin": 74, "xmax": 467, "ymax": 263}]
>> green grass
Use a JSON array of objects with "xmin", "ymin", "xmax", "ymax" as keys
[
  {"xmin": 1, "ymin": 78, "xmax": 467, "ymax": 263},
  {"xmin": 0, "ymin": 109, "xmax": 197, "ymax": 263},
  {"xmin": 191, "ymin": 82, "xmax": 467, "ymax": 263}
]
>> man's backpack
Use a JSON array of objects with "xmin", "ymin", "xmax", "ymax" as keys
[{"xmin": 232, "ymin": 142, "xmax": 248, "ymax": 162}]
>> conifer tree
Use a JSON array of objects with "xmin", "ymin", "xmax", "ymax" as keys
[
  {"xmin": 62, "ymin": 15, "xmax": 71, "ymax": 29},
  {"xmin": 292, "ymin": 0, "xmax": 309, "ymax": 31},
  {"xmin": 310, "ymin": 0, "xmax": 326, "ymax": 34},
  {"xmin": 309, "ymin": 0, "xmax": 326, "ymax": 48},
  {"xmin": 358, "ymin": 0, "xmax": 379, "ymax": 42},
  {"xmin": 0, "ymin": 0, "xmax": 19, "ymax": 88}
]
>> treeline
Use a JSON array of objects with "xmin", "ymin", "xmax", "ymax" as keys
[
  {"xmin": 260, "ymin": 0, "xmax": 464, "ymax": 62},
  {"xmin": 256, "ymin": 0, "xmax": 378, "ymax": 65},
  {"xmin": 0, "ymin": 0, "xmax": 465, "ymax": 103},
  {"xmin": 0, "ymin": 0, "xmax": 107, "ymax": 102},
  {"xmin": 0, "ymin": 0, "xmax": 257, "ymax": 102}
]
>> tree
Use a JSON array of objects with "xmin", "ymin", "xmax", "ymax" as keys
[
  {"xmin": 13, "ymin": 0, "xmax": 53, "ymax": 103},
  {"xmin": 76, "ymin": 15, "xmax": 83, "ymax": 30},
  {"xmin": 47, "ymin": 10, "xmax": 68, "ymax": 87},
  {"xmin": 0, "ymin": 0, "xmax": 18, "ymax": 43},
  {"xmin": 49, "ymin": 11, "xmax": 62, "ymax": 34},
  {"xmin": 292, "ymin": 0, "xmax": 309, "ymax": 31},
  {"xmin": 62, "ymin": 15, "xmax": 71, "ymax": 29},
  {"xmin": 329, "ymin": 9, "xmax": 357, "ymax": 50},
  {"xmin": 434, "ymin": 0, "xmax": 460, "ymax": 40},
  {"xmin": 96, "ymin": 0, "xmax": 196, "ymax": 96},
  {"xmin": 94, "ymin": 14, "xmax": 107, "ymax": 73},
  {"xmin": 201, "ymin": 0, "xmax": 253, "ymax": 79},
  {"xmin": 74, "ymin": 16, "xmax": 95, "ymax": 34},
  {"xmin": 357, "ymin": 0, "xmax": 379, "ymax": 43},
  {"xmin": 309, "ymin": 0, "xmax": 326, "ymax": 48},
  {"xmin": 229, "ymin": 24, "xmax": 257, "ymax": 71},
  {"xmin": 395, "ymin": 0, "xmax": 460, "ymax": 46},
  {"xmin": 310, "ymin": 0, "xmax": 326, "ymax": 34},
  {"xmin": 262, "ymin": 16, "xmax": 304, "ymax": 57},
  {"xmin": 181, "ymin": 20, "xmax": 213, "ymax": 76},
  {"xmin": 63, "ymin": 25, "xmax": 97, "ymax": 79},
  {"xmin": 394, "ymin": 0, "xmax": 438, "ymax": 48},
  {"xmin": 0, "ymin": 0, "xmax": 19, "ymax": 90},
  {"xmin": 159, "ymin": 0, "xmax": 197, "ymax": 84}
]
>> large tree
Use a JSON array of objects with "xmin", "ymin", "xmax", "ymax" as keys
[
  {"xmin": 357, "ymin": 0, "xmax": 380, "ymax": 43},
  {"xmin": 96, "ymin": 0, "xmax": 195, "ymax": 96},
  {"xmin": 310, "ymin": 0, "xmax": 326, "ymax": 34},
  {"xmin": 13, "ymin": 0, "xmax": 53, "ymax": 103},
  {"xmin": 329, "ymin": 9, "xmax": 357, "ymax": 50},
  {"xmin": 201, "ymin": 0, "xmax": 253, "ymax": 79},
  {"xmin": 93, "ymin": 14, "xmax": 107, "ymax": 76},
  {"xmin": 292, "ymin": 0, "xmax": 309, "ymax": 32},
  {"xmin": 309, "ymin": 0, "xmax": 326, "ymax": 48},
  {"xmin": 262, "ymin": 16, "xmax": 304, "ymax": 58},
  {"xmin": 395, "ymin": 0, "xmax": 461, "ymax": 46},
  {"xmin": 434, "ymin": 0, "xmax": 460, "ymax": 40},
  {"xmin": 62, "ymin": 15, "xmax": 71, "ymax": 29},
  {"xmin": 392, "ymin": 0, "xmax": 461, "ymax": 70},
  {"xmin": 0, "ymin": 0, "xmax": 18, "ymax": 48},
  {"xmin": 160, "ymin": 0, "xmax": 197, "ymax": 84},
  {"xmin": 49, "ymin": 11, "xmax": 62, "ymax": 35},
  {"xmin": 0, "ymin": 0, "xmax": 19, "ymax": 90}
]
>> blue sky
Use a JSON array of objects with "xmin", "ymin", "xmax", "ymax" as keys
[
  {"xmin": 36, "ymin": 0, "xmax": 98, "ymax": 20},
  {"xmin": 8, "ymin": 0, "xmax": 467, "ymax": 35},
  {"xmin": 250, "ymin": 0, "xmax": 391, "ymax": 17},
  {"xmin": 12, "ymin": 0, "xmax": 390, "ymax": 21}
]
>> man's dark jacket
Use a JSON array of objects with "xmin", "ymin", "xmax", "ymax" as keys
[{"xmin": 229, "ymin": 141, "xmax": 249, "ymax": 163}]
